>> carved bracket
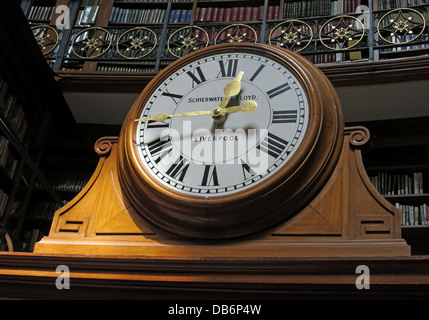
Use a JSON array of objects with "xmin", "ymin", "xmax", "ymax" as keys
[
  {"xmin": 345, "ymin": 126, "xmax": 370, "ymax": 147},
  {"xmin": 94, "ymin": 136, "xmax": 118, "ymax": 156}
]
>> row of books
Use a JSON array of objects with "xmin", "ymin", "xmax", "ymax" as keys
[
  {"xmin": 27, "ymin": 201, "xmax": 64, "ymax": 221},
  {"xmin": 26, "ymin": 5, "xmax": 54, "ymax": 21},
  {"xmin": 0, "ymin": 189, "xmax": 9, "ymax": 220},
  {"xmin": 114, "ymin": 0, "xmax": 167, "ymax": 2},
  {"xmin": 109, "ymin": 7, "xmax": 166, "ymax": 24},
  {"xmin": 0, "ymin": 80, "xmax": 28, "ymax": 142},
  {"xmin": 195, "ymin": 6, "xmax": 278, "ymax": 23},
  {"xmin": 380, "ymin": 35, "xmax": 429, "ymax": 54},
  {"xmin": 284, "ymin": 0, "xmax": 363, "ymax": 19},
  {"xmin": 97, "ymin": 64, "xmax": 156, "ymax": 72},
  {"xmin": 374, "ymin": 0, "xmax": 429, "ymax": 10},
  {"xmin": 307, "ymin": 51, "xmax": 361, "ymax": 64},
  {"xmin": 0, "ymin": 136, "xmax": 18, "ymax": 180},
  {"xmin": 115, "ymin": 0, "xmax": 190, "ymax": 2},
  {"xmin": 75, "ymin": 0, "xmax": 100, "ymax": 26},
  {"xmin": 35, "ymin": 171, "xmax": 92, "ymax": 192},
  {"xmin": 369, "ymin": 172, "xmax": 425, "ymax": 196},
  {"xmin": 396, "ymin": 203, "xmax": 429, "ymax": 226},
  {"xmin": 169, "ymin": 9, "xmax": 192, "ymax": 23},
  {"xmin": 114, "ymin": 0, "xmax": 191, "ymax": 2}
]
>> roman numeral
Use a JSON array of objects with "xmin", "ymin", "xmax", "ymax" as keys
[
  {"xmin": 147, "ymin": 138, "xmax": 173, "ymax": 164},
  {"xmin": 147, "ymin": 121, "xmax": 169, "ymax": 129},
  {"xmin": 266, "ymin": 83, "xmax": 291, "ymax": 99},
  {"xmin": 257, "ymin": 132, "xmax": 289, "ymax": 159},
  {"xmin": 161, "ymin": 89, "xmax": 183, "ymax": 104},
  {"xmin": 166, "ymin": 156, "xmax": 190, "ymax": 182},
  {"xmin": 241, "ymin": 159, "xmax": 256, "ymax": 180},
  {"xmin": 200, "ymin": 165, "xmax": 219, "ymax": 186},
  {"xmin": 218, "ymin": 59, "xmax": 238, "ymax": 77},
  {"xmin": 186, "ymin": 66, "xmax": 207, "ymax": 87},
  {"xmin": 272, "ymin": 110, "xmax": 297, "ymax": 124},
  {"xmin": 249, "ymin": 64, "xmax": 265, "ymax": 82}
]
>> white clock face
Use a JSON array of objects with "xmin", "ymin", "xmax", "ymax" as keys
[{"xmin": 136, "ymin": 52, "xmax": 309, "ymax": 196}]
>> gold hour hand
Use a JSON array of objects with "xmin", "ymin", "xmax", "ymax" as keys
[
  {"xmin": 134, "ymin": 110, "xmax": 210, "ymax": 122},
  {"xmin": 221, "ymin": 100, "xmax": 257, "ymax": 115},
  {"xmin": 134, "ymin": 100, "xmax": 257, "ymax": 122}
]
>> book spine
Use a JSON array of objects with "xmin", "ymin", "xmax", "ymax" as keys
[{"xmin": 369, "ymin": 171, "xmax": 425, "ymax": 195}]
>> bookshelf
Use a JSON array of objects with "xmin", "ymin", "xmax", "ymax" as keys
[
  {"xmin": 0, "ymin": 0, "xmax": 76, "ymax": 252},
  {"xmin": 359, "ymin": 117, "xmax": 429, "ymax": 254}
]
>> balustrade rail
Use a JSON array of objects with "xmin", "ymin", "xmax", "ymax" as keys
[{"xmin": 29, "ymin": 3, "xmax": 429, "ymax": 72}]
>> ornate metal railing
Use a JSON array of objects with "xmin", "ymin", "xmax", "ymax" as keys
[{"xmin": 30, "ymin": 4, "xmax": 429, "ymax": 72}]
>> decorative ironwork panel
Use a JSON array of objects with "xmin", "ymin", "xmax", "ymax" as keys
[
  {"xmin": 268, "ymin": 19, "xmax": 313, "ymax": 53},
  {"xmin": 116, "ymin": 27, "xmax": 157, "ymax": 59},
  {"xmin": 319, "ymin": 15, "xmax": 365, "ymax": 50},
  {"xmin": 30, "ymin": 4, "xmax": 429, "ymax": 71},
  {"xmin": 214, "ymin": 24, "xmax": 259, "ymax": 45},
  {"xmin": 71, "ymin": 27, "xmax": 112, "ymax": 59},
  {"xmin": 377, "ymin": 8, "xmax": 426, "ymax": 45},
  {"xmin": 31, "ymin": 25, "xmax": 59, "ymax": 56},
  {"xmin": 167, "ymin": 26, "xmax": 209, "ymax": 58}
]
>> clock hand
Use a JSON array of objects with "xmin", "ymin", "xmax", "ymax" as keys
[
  {"xmin": 134, "ymin": 100, "xmax": 257, "ymax": 122},
  {"xmin": 218, "ymin": 71, "xmax": 244, "ymax": 110}
]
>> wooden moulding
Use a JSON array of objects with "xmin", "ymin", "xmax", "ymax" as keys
[{"xmin": 33, "ymin": 126, "xmax": 410, "ymax": 258}]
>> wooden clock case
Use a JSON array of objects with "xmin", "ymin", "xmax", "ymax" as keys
[
  {"xmin": 118, "ymin": 43, "xmax": 343, "ymax": 240},
  {"xmin": 34, "ymin": 43, "xmax": 410, "ymax": 257}
]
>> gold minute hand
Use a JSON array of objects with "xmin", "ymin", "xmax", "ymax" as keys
[
  {"xmin": 218, "ymin": 71, "xmax": 244, "ymax": 110},
  {"xmin": 134, "ymin": 100, "xmax": 257, "ymax": 122}
]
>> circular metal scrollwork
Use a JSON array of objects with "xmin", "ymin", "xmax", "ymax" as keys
[
  {"xmin": 71, "ymin": 27, "xmax": 112, "ymax": 59},
  {"xmin": 116, "ymin": 27, "xmax": 157, "ymax": 59},
  {"xmin": 214, "ymin": 24, "xmax": 258, "ymax": 45},
  {"xmin": 377, "ymin": 8, "xmax": 426, "ymax": 45},
  {"xmin": 167, "ymin": 26, "xmax": 209, "ymax": 58},
  {"xmin": 319, "ymin": 15, "xmax": 365, "ymax": 50},
  {"xmin": 268, "ymin": 20, "xmax": 313, "ymax": 52},
  {"xmin": 31, "ymin": 25, "xmax": 59, "ymax": 55}
]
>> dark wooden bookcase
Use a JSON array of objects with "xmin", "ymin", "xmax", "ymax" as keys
[
  {"xmin": 357, "ymin": 116, "xmax": 429, "ymax": 255},
  {"xmin": 0, "ymin": 0, "xmax": 75, "ymax": 252}
]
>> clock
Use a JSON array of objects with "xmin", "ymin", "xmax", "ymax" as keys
[{"xmin": 118, "ymin": 43, "xmax": 343, "ymax": 239}]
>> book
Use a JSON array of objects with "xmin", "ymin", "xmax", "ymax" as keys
[
  {"xmin": 0, "ymin": 136, "xmax": 17, "ymax": 179},
  {"xmin": 194, "ymin": 5, "xmax": 265, "ymax": 23},
  {"xmin": 0, "ymin": 189, "xmax": 9, "ymax": 219},
  {"xmin": 369, "ymin": 171, "xmax": 425, "ymax": 195},
  {"xmin": 396, "ymin": 202, "xmax": 429, "ymax": 226},
  {"xmin": 284, "ymin": 0, "xmax": 363, "ymax": 18},
  {"xmin": 26, "ymin": 6, "xmax": 54, "ymax": 21},
  {"xmin": 109, "ymin": 7, "xmax": 167, "ymax": 24},
  {"xmin": 96, "ymin": 64, "xmax": 156, "ymax": 72},
  {"xmin": 35, "ymin": 171, "xmax": 92, "ymax": 192},
  {"xmin": 75, "ymin": 0, "xmax": 99, "ymax": 26},
  {"xmin": 0, "ymin": 80, "xmax": 28, "ymax": 142}
]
